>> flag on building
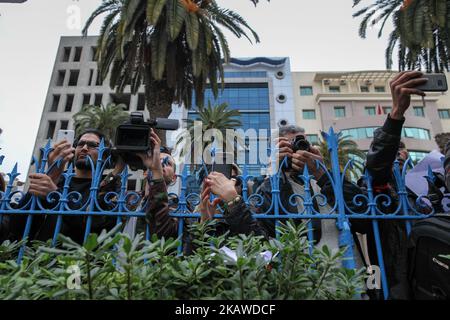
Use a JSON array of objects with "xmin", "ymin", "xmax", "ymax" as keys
[{"xmin": 376, "ymin": 104, "xmax": 383, "ymax": 115}]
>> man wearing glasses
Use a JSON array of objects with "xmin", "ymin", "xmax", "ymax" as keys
[{"xmin": 1, "ymin": 129, "xmax": 122, "ymax": 244}]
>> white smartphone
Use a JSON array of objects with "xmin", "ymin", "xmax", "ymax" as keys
[{"xmin": 56, "ymin": 129, "xmax": 75, "ymax": 145}]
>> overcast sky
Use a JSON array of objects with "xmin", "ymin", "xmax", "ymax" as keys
[{"xmin": 0, "ymin": 0, "xmax": 394, "ymax": 178}]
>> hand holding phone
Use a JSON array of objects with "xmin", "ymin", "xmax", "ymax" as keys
[
  {"xmin": 414, "ymin": 73, "xmax": 448, "ymax": 92},
  {"xmin": 56, "ymin": 129, "xmax": 75, "ymax": 145},
  {"xmin": 47, "ymin": 130, "xmax": 76, "ymax": 182}
]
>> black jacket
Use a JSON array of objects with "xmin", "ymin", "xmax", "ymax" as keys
[
  {"xmin": 363, "ymin": 115, "xmax": 412, "ymax": 300},
  {"xmin": 444, "ymin": 140, "xmax": 450, "ymax": 191},
  {"xmin": 0, "ymin": 175, "xmax": 120, "ymax": 244}
]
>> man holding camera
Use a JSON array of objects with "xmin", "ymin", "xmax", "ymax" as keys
[
  {"xmin": 0, "ymin": 129, "xmax": 122, "ymax": 244},
  {"xmin": 253, "ymin": 125, "xmax": 367, "ymax": 256}
]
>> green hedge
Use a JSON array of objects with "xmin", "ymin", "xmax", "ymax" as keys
[{"xmin": 0, "ymin": 221, "xmax": 366, "ymax": 300}]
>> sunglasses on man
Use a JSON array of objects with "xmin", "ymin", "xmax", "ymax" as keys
[{"xmin": 76, "ymin": 140, "xmax": 99, "ymax": 149}]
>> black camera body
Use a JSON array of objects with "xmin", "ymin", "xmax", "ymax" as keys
[
  {"xmin": 113, "ymin": 112, "xmax": 179, "ymax": 171},
  {"xmin": 291, "ymin": 135, "xmax": 311, "ymax": 153},
  {"xmin": 285, "ymin": 135, "xmax": 311, "ymax": 169}
]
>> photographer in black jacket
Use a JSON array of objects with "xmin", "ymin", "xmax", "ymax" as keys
[
  {"xmin": 360, "ymin": 70, "xmax": 429, "ymax": 300},
  {"xmin": 0, "ymin": 129, "xmax": 123, "ymax": 244}
]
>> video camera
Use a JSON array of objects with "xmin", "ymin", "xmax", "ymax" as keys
[{"xmin": 113, "ymin": 112, "xmax": 179, "ymax": 170}]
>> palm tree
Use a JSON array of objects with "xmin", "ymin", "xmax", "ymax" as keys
[
  {"xmin": 175, "ymin": 102, "xmax": 242, "ymax": 165},
  {"xmin": 353, "ymin": 0, "xmax": 450, "ymax": 72},
  {"xmin": 73, "ymin": 103, "xmax": 130, "ymax": 145},
  {"xmin": 83, "ymin": 0, "xmax": 260, "ymax": 144},
  {"xmin": 318, "ymin": 132, "xmax": 366, "ymax": 180}
]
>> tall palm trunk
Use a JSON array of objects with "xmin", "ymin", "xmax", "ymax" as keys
[{"xmin": 144, "ymin": 74, "xmax": 176, "ymax": 146}]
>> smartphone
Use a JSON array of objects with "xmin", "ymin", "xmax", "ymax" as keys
[
  {"xmin": 415, "ymin": 73, "xmax": 448, "ymax": 92},
  {"xmin": 211, "ymin": 163, "xmax": 233, "ymax": 179},
  {"xmin": 210, "ymin": 151, "xmax": 233, "ymax": 179},
  {"xmin": 56, "ymin": 129, "xmax": 75, "ymax": 145}
]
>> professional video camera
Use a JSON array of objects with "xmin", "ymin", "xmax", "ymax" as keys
[
  {"xmin": 286, "ymin": 135, "xmax": 311, "ymax": 169},
  {"xmin": 113, "ymin": 112, "xmax": 179, "ymax": 170}
]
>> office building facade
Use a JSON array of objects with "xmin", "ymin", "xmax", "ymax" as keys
[{"xmin": 292, "ymin": 71, "xmax": 450, "ymax": 162}]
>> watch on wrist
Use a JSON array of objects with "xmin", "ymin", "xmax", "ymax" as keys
[
  {"xmin": 146, "ymin": 173, "xmax": 164, "ymax": 186},
  {"xmin": 103, "ymin": 172, "xmax": 119, "ymax": 185},
  {"xmin": 226, "ymin": 195, "xmax": 242, "ymax": 209}
]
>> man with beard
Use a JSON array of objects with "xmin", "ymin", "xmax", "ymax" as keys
[{"xmin": 0, "ymin": 129, "xmax": 123, "ymax": 244}]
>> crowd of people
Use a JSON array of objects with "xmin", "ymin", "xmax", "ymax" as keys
[{"xmin": 1, "ymin": 71, "xmax": 449, "ymax": 300}]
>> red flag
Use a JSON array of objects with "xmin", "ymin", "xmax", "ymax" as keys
[{"xmin": 376, "ymin": 104, "xmax": 383, "ymax": 115}]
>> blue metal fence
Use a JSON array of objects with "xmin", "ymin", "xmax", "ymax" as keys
[{"xmin": 0, "ymin": 128, "xmax": 438, "ymax": 300}]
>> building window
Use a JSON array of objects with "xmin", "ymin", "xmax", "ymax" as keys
[
  {"xmin": 91, "ymin": 47, "xmax": 97, "ymax": 61},
  {"xmin": 88, "ymin": 69, "xmax": 94, "ymax": 86},
  {"xmin": 360, "ymin": 86, "xmax": 369, "ymax": 92},
  {"xmin": 62, "ymin": 47, "xmax": 71, "ymax": 62},
  {"xmin": 94, "ymin": 94, "xmax": 103, "ymax": 106},
  {"xmin": 95, "ymin": 70, "xmax": 103, "ymax": 86},
  {"xmin": 329, "ymin": 86, "xmax": 341, "ymax": 93},
  {"xmin": 383, "ymin": 106, "xmax": 392, "ymax": 114},
  {"xmin": 409, "ymin": 151, "xmax": 428, "ymax": 163},
  {"xmin": 127, "ymin": 179, "xmax": 137, "ymax": 191},
  {"xmin": 413, "ymin": 106, "xmax": 425, "ymax": 117},
  {"xmin": 302, "ymin": 109, "xmax": 316, "ymax": 119},
  {"xmin": 137, "ymin": 94, "xmax": 145, "ymax": 111},
  {"xmin": 402, "ymin": 127, "xmax": 431, "ymax": 140},
  {"xmin": 341, "ymin": 127, "xmax": 376, "ymax": 140},
  {"xmin": 56, "ymin": 70, "xmax": 66, "ymax": 86},
  {"xmin": 65, "ymin": 95, "xmax": 74, "ymax": 112},
  {"xmin": 73, "ymin": 47, "xmax": 82, "ymax": 62},
  {"xmin": 342, "ymin": 126, "xmax": 430, "ymax": 140},
  {"xmin": 334, "ymin": 106, "xmax": 346, "ymax": 118},
  {"xmin": 276, "ymin": 94, "xmax": 287, "ymax": 103},
  {"xmin": 46, "ymin": 121, "xmax": 57, "ymax": 139},
  {"xmin": 375, "ymin": 86, "xmax": 386, "ymax": 92},
  {"xmin": 82, "ymin": 94, "xmax": 91, "ymax": 106},
  {"xmin": 50, "ymin": 95, "xmax": 60, "ymax": 112},
  {"xmin": 307, "ymin": 134, "xmax": 319, "ymax": 145},
  {"xmin": 68, "ymin": 70, "xmax": 80, "ymax": 86},
  {"xmin": 224, "ymin": 71, "xmax": 267, "ymax": 78},
  {"xmin": 192, "ymin": 83, "xmax": 270, "ymax": 112},
  {"xmin": 60, "ymin": 120, "xmax": 69, "ymax": 130},
  {"xmin": 300, "ymin": 86, "xmax": 313, "ymax": 96},
  {"xmin": 365, "ymin": 106, "xmax": 376, "ymax": 116},
  {"xmin": 438, "ymin": 109, "xmax": 450, "ymax": 119}
]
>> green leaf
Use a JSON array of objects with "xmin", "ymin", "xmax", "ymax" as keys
[
  {"xmin": 150, "ymin": 0, "xmax": 168, "ymax": 25},
  {"xmin": 84, "ymin": 234, "xmax": 98, "ymax": 251}
]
